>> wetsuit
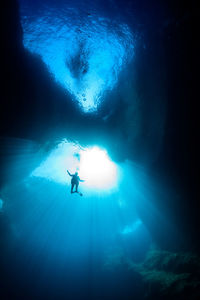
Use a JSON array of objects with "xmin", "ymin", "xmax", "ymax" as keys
[
  {"xmin": 71, "ymin": 174, "xmax": 80, "ymax": 193},
  {"xmin": 67, "ymin": 171, "xmax": 84, "ymax": 193}
]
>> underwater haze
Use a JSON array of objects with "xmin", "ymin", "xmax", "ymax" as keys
[{"xmin": 1, "ymin": 0, "xmax": 200, "ymax": 299}]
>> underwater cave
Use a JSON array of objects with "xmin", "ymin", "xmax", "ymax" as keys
[{"xmin": 0, "ymin": 0, "xmax": 199, "ymax": 299}]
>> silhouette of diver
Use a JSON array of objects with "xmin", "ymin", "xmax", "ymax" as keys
[{"xmin": 67, "ymin": 170, "xmax": 85, "ymax": 195}]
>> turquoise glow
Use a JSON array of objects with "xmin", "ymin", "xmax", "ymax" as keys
[
  {"xmin": 3, "ymin": 138, "xmax": 172, "ymax": 293},
  {"xmin": 20, "ymin": 4, "xmax": 134, "ymax": 112},
  {"xmin": 32, "ymin": 140, "xmax": 118, "ymax": 191},
  {"xmin": 121, "ymin": 219, "xmax": 142, "ymax": 235},
  {"xmin": 0, "ymin": 198, "xmax": 3, "ymax": 211}
]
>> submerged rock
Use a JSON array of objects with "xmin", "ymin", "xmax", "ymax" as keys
[{"xmin": 104, "ymin": 246, "xmax": 200, "ymax": 299}]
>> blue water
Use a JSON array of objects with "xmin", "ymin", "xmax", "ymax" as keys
[
  {"xmin": 0, "ymin": 0, "xmax": 177, "ymax": 299},
  {"xmin": 19, "ymin": 0, "xmax": 134, "ymax": 112},
  {"xmin": 1, "ymin": 137, "xmax": 157, "ymax": 298}
]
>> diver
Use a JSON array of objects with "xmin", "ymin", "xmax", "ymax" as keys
[{"xmin": 67, "ymin": 170, "xmax": 85, "ymax": 195}]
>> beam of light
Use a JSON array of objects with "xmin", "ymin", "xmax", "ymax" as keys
[
  {"xmin": 31, "ymin": 140, "xmax": 118, "ymax": 190},
  {"xmin": 79, "ymin": 147, "xmax": 117, "ymax": 189},
  {"xmin": 1, "ymin": 138, "xmax": 179, "ymax": 287},
  {"xmin": 0, "ymin": 198, "xmax": 3, "ymax": 211},
  {"xmin": 0, "ymin": 147, "xmax": 181, "ymax": 295},
  {"xmin": 19, "ymin": 2, "xmax": 134, "ymax": 112},
  {"xmin": 121, "ymin": 219, "xmax": 142, "ymax": 235}
]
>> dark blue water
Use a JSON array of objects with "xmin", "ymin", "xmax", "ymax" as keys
[{"xmin": 1, "ymin": 0, "xmax": 199, "ymax": 299}]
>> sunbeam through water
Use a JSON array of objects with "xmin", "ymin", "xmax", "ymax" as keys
[{"xmin": 32, "ymin": 140, "xmax": 118, "ymax": 191}]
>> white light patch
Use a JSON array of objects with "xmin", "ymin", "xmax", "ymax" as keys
[
  {"xmin": 79, "ymin": 147, "xmax": 117, "ymax": 189},
  {"xmin": 31, "ymin": 140, "xmax": 118, "ymax": 190}
]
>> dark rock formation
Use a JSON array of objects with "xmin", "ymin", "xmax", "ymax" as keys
[{"xmin": 104, "ymin": 246, "xmax": 200, "ymax": 299}]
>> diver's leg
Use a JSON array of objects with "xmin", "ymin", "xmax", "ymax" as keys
[
  {"xmin": 71, "ymin": 183, "xmax": 74, "ymax": 193},
  {"xmin": 75, "ymin": 183, "xmax": 79, "ymax": 193}
]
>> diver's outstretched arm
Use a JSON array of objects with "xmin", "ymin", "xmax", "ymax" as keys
[
  {"xmin": 79, "ymin": 179, "xmax": 85, "ymax": 182},
  {"xmin": 67, "ymin": 170, "xmax": 72, "ymax": 176}
]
